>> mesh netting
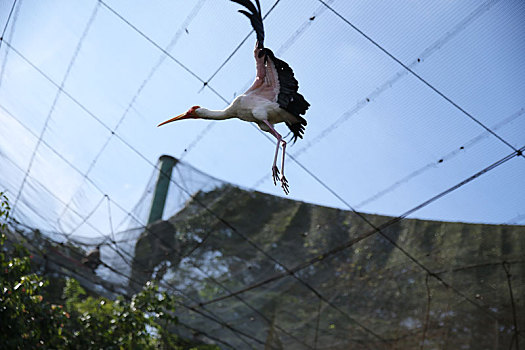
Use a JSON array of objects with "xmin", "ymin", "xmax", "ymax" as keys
[
  {"xmin": 124, "ymin": 174, "xmax": 524, "ymax": 349},
  {"xmin": 1, "ymin": 0, "xmax": 524, "ymax": 348},
  {"xmin": 8, "ymin": 158, "xmax": 524, "ymax": 349}
]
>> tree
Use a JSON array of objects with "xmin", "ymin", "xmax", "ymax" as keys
[{"xmin": 0, "ymin": 192, "xmax": 218, "ymax": 349}]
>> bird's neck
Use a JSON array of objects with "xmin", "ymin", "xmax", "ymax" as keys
[{"xmin": 196, "ymin": 107, "xmax": 233, "ymax": 120}]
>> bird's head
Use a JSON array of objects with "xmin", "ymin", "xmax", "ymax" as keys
[{"xmin": 158, "ymin": 106, "xmax": 201, "ymax": 127}]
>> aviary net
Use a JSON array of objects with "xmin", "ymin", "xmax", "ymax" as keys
[{"xmin": 11, "ymin": 157, "xmax": 524, "ymax": 349}]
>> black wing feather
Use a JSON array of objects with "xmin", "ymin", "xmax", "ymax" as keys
[
  {"xmin": 263, "ymin": 48, "xmax": 310, "ymax": 142},
  {"xmin": 238, "ymin": 10, "xmax": 264, "ymax": 45},
  {"xmin": 231, "ymin": 0, "xmax": 264, "ymax": 46},
  {"xmin": 231, "ymin": 0, "xmax": 258, "ymax": 16},
  {"xmin": 254, "ymin": 0, "xmax": 262, "ymax": 15}
]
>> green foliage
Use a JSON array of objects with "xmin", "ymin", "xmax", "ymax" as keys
[
  {"xmin": 1, "ymin": 193, "xmax": 69, "ymax": 348},
  {"xmin": 61, "ymin": 279, "xmax": 183, "ymax": 349},
  {"xmin": 0, "ymin": 193, "xmax": 219, "ymax": 350},
  {"xmin": 0, "ymin": 191, "xmax": 10, "ymax": 242}
]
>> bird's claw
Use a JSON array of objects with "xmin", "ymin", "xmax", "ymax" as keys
[
  {"xmin": 272, "ymin": 167, "xmax": 289, "ymax": 194},
  {"xmin": 272, "ymin": 166, "xmax": 280, "ymax": 186},
  {"xmin": 280, "ymin": 176, "xmax": 289, "ymax": 195}
]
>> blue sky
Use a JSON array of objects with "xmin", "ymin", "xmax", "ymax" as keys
[{"xmin": 0, "ymin": 0, "xmax": 524, "ymax": 239}]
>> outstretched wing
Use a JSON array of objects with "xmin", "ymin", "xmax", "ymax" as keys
[
  {"xmin": 231, "ymin": 0, "xmax": 264, "ymax": 47},
  {"xmin": 232, "ymin": 0, "xmax": 310, "ymax": 142},
  {"xmin": 264, "ymin": 48, "xmax": 310, "ymax": 142}
]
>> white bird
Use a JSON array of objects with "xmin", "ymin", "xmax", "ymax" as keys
[{"xmin": 158, "ymin": 0, "xmax": 310, "ymax": 194}]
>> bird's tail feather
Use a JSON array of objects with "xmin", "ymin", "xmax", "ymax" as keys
[{"xmin": 286, "ymin": 116, "xmax": 307, "ymax": 144}]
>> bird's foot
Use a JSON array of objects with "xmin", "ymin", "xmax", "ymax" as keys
[
  {"xmin": 280, "ymin": 175, "xmax": 289, "ymax": 195},
  {"xmin": 272, "ymin": 166, "xmax": 280, "ymax": 186}
]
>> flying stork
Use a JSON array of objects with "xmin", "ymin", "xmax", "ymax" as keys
[{"xmin": 158, "ymin": 0, "xmax": 310, "ymax": 194}]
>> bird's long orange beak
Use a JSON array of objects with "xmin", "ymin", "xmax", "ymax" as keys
[{"xmin": 157, "ymin": 113, "xmax": 190, "ymax": 127}]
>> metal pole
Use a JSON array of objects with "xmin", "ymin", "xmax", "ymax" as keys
[{"xmin": 147, "ymin": 155, "xmax": 178, "ymax": 225}]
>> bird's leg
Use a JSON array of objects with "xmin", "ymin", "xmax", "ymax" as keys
[
  {"xmin": 262, "ymin": 120, "xmax": 281, "ymax": 185},
  {"xmin": 272, "ymin": 142, "xmax": 281, "ymax": 186},
  {"xmin": 271, "ymin": 132, "xmax": 281, "ymax": 185},
  {"xmin": 263, "ymin": 120, "xmax": 289, "ymax": 193},
  {"xmin": 280, "ymin": 139, "xmax": 289, "ymax": 195}
]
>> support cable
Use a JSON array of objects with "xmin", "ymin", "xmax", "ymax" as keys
[
  {"xmin": 420, "ymin": 274, "xmax": 432, "ymax": 350},
  {"xmin": 502, "ymin": 262, "xmax": 520, "ymax": 350},
  {"xmin": 106, "ymin": 195, "xmax": 115, "ymax": 242},
  {"xmin": 0, "ymin": 0, "xmax": 21, "ymax": 89},
  {"xmin": 317, "ymin": 0, "xmax": 522, "ymax": 159},
  {"xmin": 0, "ymin": 0, "xmax": 18, "ymax": 50}
]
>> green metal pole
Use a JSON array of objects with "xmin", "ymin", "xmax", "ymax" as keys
[{"xmin": 147, "ymin": 155, "xmax": 178, "ymax": 225}]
